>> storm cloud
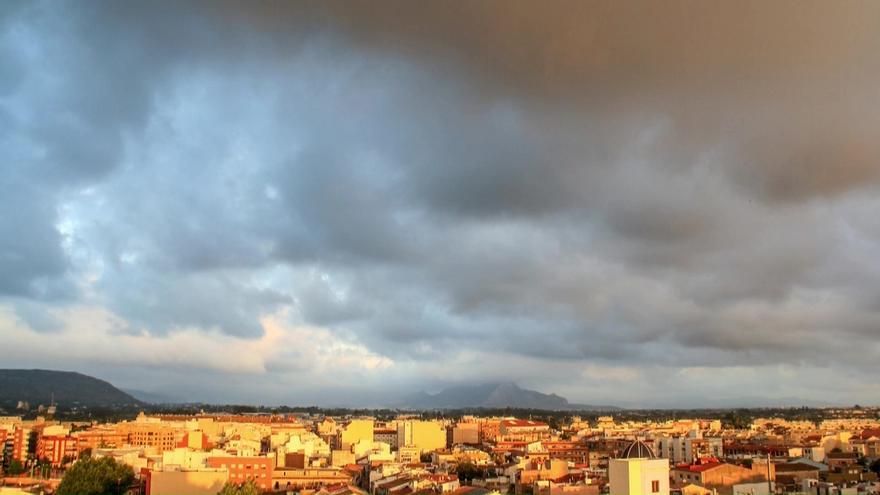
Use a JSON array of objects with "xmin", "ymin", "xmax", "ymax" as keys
[{"xmin": 2, "ymin": 0, "xmax": 880, "ymax": 406}]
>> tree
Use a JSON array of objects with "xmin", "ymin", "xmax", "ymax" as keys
[
  {"xmin": 454, "ymin": 462, "xmax": 485, "ymax": 484},
  {"xmin": 57, "ymin": 457, "xmax": 135, "ymax": 495},
  {"xmin": 869, "ymin": 458, "xmax": 880, "ymax": 476},
  {"xmin": 6, "ymin": 459, "xmax": 26, "ymax": 476},
  {"xmin": 26, "ymin": 431, "xmax": 38, "ymax": 460},
  {"xmin": 218, "ymin": 480, "xmax": 261, "ymax": 495}
]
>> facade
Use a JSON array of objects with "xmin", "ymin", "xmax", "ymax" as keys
[
  {"xmin": 74, "ymin": 427, "xmax": 128, "ymax": 452},
  {"xmin": 544, "ymin": 441, "xmax": 589, "ymax": 465},
  {"xmin": 146, "ymin": 470, "xmax": 228, "ymax": 495},
  {"xmin": 608, "ymin": 441, "xmax": 669, "ymax": 495},
  {"xmin": 12, "ymin": 426, "xmax": 30, "ymax": 461},
  {"xmin": 375, "ymin": 428, "xmax": 399, "ymax": 447},
  {"xmin": 398, "ymin": 421, "xmax": 446, "ymax": 454},
  {"xmin": 272, "ymin": 467, "xmax": 353, "ymax": 491},
  {"xmin": 658, "ymin": 435, "xmax": 722, "ymax": 464},
  {"xmin": 453, "ymin": 423, "xmax": 481, "ymax": 445},
  {"xmin": 122, "ymin": 422, "xmax": 180, "ymax": 453},
  {"xmin": 341, "ymin": 420, "xmax": 374, "ymax": 450},
  {"xmin": 37, "ymin": 434, "xmax": 78, "ymax": 466},
  {"xmin": 671, "ymin": 461, "xmax": 769, "ymax": 489},
  {"xmin": 499, "ymin": 420, "xmax": 550, "ymax": 442},
  {"xmin": 207, "ymin": 456, "xmax": 273, "ymax": 491}
]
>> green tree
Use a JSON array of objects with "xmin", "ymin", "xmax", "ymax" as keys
[
  {"xmin": 218, "ymin": 480, "xmax": 261, "ymax": 495},
  {"xmin": 869, "ymin": 458, "xmax": 880, "ymax": 476},
  {"xmin": 27, "ymin": 431, "xmax": 38, "ymax": 459},
  {"xmin": 6, "ymin": 459, "xmax": 26, "ymax": 476},
  {"xmin": 454, "ymin": 462, "xmax": 485, "ymax": 484},
  {"xmin": 57, "ymin": 457, "xmax": 134, "ymax": 495}
]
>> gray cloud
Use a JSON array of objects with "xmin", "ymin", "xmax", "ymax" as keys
[{"xmin": 3, "ymin": 0, "xmax": 880, "ymax": 404}]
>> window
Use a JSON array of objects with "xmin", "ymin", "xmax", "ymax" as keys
[{"xmin": 651, "ymin": 480, "xmax": 660, "ymax": 493}]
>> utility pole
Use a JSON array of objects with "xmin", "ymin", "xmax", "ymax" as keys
[{"xmin": 766, "ymin": 452, "xmax": 772, "ymax": 495}]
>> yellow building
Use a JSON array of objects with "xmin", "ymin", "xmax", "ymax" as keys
[
  {"xmin": 340, "ymin": 419, "xmax": 374, "ymax": 450},
  {"xmin": 397, "ymin": 421, "xmax": 446, "ymax": 454}
]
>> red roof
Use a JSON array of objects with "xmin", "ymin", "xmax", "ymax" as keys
[
  {"xmin": 674, "ymin": 459, "xmax": 723, "ymax": 473},
  {"xmin": 860, "ymin": 429, "xmax": 880, "ymax": 440}
]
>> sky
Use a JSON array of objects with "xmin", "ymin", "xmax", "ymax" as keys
[{"xmin": 2, "ymin": 0, "xmax": 880, "ymax": 408}]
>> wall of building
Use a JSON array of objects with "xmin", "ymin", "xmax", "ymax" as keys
[
  {"xmin": 341, "ymin": 420, "xmax": 374, "ymax": 450},
  {"xmin": 453, "ymin": 423, "xmax": 480, "ymax": 445},
  {"xmin": 608, "ymin": 458, "xmax": 669, "ymax": 495},
  {"xmin": 148, "ymin": 470, "xmax": 228, "ymax": 495},
  {"xmin": 397, "ymin": 421, "xmax": 445, "ymax": 453}
]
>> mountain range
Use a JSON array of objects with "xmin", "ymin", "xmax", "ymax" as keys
[
  {"xmin": 0, "ymin": 370, "xmax": 838, "ymax": 410},
  {"xmin": 397, "ymin": 382, "xmax": 619, "ymax": 411},
  {"xmin": 0, "ymin": 369, "xmax": 143, "ymax": 409}
]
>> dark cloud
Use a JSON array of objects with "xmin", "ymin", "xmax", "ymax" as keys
[{"xmin": 3, "ymin": 0, "xmax": 880, "ymax": 404}]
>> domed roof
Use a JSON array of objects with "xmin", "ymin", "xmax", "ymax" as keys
[{"xmin": 619, "ymin": 440, "xmax": 656, "ymax": 459}]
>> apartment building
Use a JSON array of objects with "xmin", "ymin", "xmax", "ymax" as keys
[{"xmin": 207, "ymin": 456, "xmax": 274, "ymax": 491}]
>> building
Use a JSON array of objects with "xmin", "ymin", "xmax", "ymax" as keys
[
  {"xmin": 773, "ymin": 462, "xmax": 821, "ymax": 492},
  {"xmin": 11, "ymin": 426, "xmax": 31, "ymax": 461},
  {"xmin": 608, "ymin": 440, "xmax": 669, "ymax": 495},
  {"xmin": 398, "ymin": 421, "xmax": 446, "ymax": 454},
  {"xmin": 74, "ymin": 426, "xmax": 128, "ymax": 452},
  {"xmin": 671, "ymin": 459, "xmax": 770, "ymax": 490},
  {"xmin": 146, "ymin": 470, "xmax": 228, "ymax": 495},
  {"xmin": 499, "ymin": 420, "xmax": 550, "ymax": 442},
  {"xmin": 481, "ymin": 420, "xmax": 502, "ymax": 443},
  {"xmin": 272, "ymin": 467, "xmax": 352, "ymax": 491},
  {"xmin": 658, "ymin": 435, "xmax": 722, "ymax": 464},
  {"xmin": 375, "ymin": 428, "xmax": 398, "ymax": 447},
  {"xmin": 207, "ymin": 456, "xmax": 273, "ymax": 491},
  {"xmin": 37, "ymin": 434, "xmax": 78, "ymax": 466},
  {"xmin": 544, "ymin": 441, "xmax": 589, "ymax": 465},
  {"xmin": 453, "ymin": 423, "xmax": 480, "ymax": 445},
  {"xmin": 340, "ymin": 420, "xmax": 374, "ymax": 450},
  {"xmin": 121, "ymin": 421, "xmax": 180, "ymax": 453}
]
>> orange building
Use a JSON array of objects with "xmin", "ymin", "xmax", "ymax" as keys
[
  {"xmin": 207, "ymin": 456, "xmax": 274, "ymax": 491},
  {"xmin": 37, "ymin": 434, "xmax": 78, "ymax": 466},
  {"xmin": 120, "ymin": 423, "xmax": 181, "ymax": 452},
  {"xmin": 499, "ymin": 420, "xmax": 550, "ymax": 442},
  {"xmin": 480, "ymin": 420, "xmax": 501, "ymax": 443},
  {"xmin": 12, "ymin": 426, "xmax": 31, "ymax": 461},
  {"xmin": 544, "ymin": 441, "xmax": 589, "ymax": 465},
  {"xmin": 74, "ymin": 427, "xmax": 128, "ymax": 452}
]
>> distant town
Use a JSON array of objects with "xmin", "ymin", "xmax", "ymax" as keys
[{"xmin": 2, "ymin": 389, "xmax": 880, "ymax": 495}]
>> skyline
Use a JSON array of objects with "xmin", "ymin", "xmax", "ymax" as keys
[{"xmin": 3, "ymin": 1, "xmax": 880, "ymax": 407}]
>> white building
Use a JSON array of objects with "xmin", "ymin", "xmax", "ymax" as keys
[{"xmin": 608, "ymin": 441, "xmax": 670, "ymax": 495}]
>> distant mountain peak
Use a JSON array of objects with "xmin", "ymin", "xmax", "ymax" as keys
[{"xmin": 399, "ymin": 382, "xmax": 617, "ymax": 411}]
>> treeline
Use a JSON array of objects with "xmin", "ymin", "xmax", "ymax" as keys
[{"xmin": 30, "ymin": 402, "xmax": 876, "ymax": 426}]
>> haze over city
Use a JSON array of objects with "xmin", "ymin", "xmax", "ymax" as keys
[{"xmin": 3, "ymin": 0, "xmax": 880, "ymax": 408}]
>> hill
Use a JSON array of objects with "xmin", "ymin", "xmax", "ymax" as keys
[
  {"xmin": 399, "ymin": 382, "xmax": 618, "ymax": 411},
  {"xmin": 0, "ymin": 369, "xmax": 142, "ymax": 409}
]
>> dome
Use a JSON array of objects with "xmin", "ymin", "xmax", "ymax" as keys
[{"xmin": 619, "ymin": 440, "xmax": 656, "ymax": 459}]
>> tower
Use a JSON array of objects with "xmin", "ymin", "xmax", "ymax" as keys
[{"xmin": 608, "ymin": 440, "xmax": 670, "ymax": 495}]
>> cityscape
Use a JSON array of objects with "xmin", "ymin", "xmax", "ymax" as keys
[
  {"xmin": 2, "ymin": 377, "xmax": 880, "ymax": 495},
  {"xmin": 3, "ymin": 0, "xmax": 880, "ymax": 495}
]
